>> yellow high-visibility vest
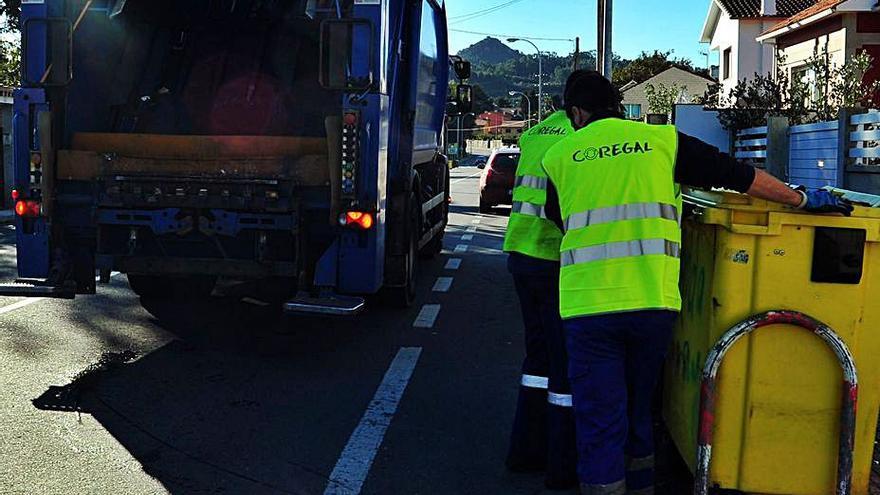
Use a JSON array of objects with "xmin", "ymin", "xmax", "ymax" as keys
[
  {"xmin": 502, "ymin": 111, "xmax": 574, "ymax": 261},
  {"xmin": 541, "ymin": 118, "xmax": 682, "ymax": 318}
]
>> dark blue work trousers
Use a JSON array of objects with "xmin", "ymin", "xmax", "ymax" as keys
[
  {"xmin": 507, "ymin": 253, "xmax": 577, "ymax": 489},
  {"xmin": 564, "ymin": 310, "xmax": 677, "ymax": 493}
]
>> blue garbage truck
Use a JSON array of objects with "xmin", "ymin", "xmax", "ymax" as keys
[{"xmin": 5, "ymin": 0, "xmax": 472, "ymax": 314}]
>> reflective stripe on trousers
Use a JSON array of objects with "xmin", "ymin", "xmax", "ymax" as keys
[
  {"xmin": 521, "ymin": 374, "xmax": 549, "ymax": 389},
  {"xmin": 564, "ymin": 202, "xmax": 678, "ymax": 232},
  {"xmin": 560, "ymin": 239, "xmax": 680, "ymax": 268},
  {"xmin": 579, "ymin": 479, "xmax": 626, "ymax": 495},
  {"xmin": 547, "ymin": 392, "xmax": 573, "ymax": 407},
  {"xmin": 515, "ymin": 175, "xmax": 549, "ymax": 190},
  {"xmin": 512, "ymin": 201, "xmax": 548, "ymax": 219}
]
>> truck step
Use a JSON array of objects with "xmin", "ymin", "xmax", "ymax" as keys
[
  {"xmin": 0, "ymin": 280, "xmax": 77, "ymax": 299},
  {"xmin": 284, "ymin": 293, "xmax": 365, "ymax": 316}
]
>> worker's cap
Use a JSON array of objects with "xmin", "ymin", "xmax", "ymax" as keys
[{"xmin": 563, "ymin": 70, "xmax": 623, "ymax": 115}]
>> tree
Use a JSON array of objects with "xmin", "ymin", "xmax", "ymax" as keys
[
  {"xmin": 0, "ymin": 38, "xmax": 19, "ymax": 86},
  {"xmin": 645, "ymin": 82, "xmax": 686, "ymax": 118},
  {"xmin": 1, "ymin": 0, "xmax": 21, "ymax": 33},
  {"xmin": 803, "ymin": 51, "xmax": 880, "ymax": 122}
]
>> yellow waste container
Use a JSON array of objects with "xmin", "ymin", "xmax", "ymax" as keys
[{"xmin": 663, "ymin": 191, "xmax": 880, "ymax": 495}]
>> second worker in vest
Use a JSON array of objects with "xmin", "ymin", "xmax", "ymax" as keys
[
  {"xmin": 541, "ymin": 70, "xmax": 852, "ymax": 495},
  {"xmin": 502, "ymin": 110, "xmax": 578, "ymax": 489}
]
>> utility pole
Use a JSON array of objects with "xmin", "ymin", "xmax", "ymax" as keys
[
  {"xmin": 573, "ymin": 37, "xmax": 581, "ymax": 71},
  {"xmin": 597, "ymin": 0, "xmax": 613, "ymax": 80}
]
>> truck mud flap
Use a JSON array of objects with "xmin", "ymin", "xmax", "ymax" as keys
[
  {"xmin": 284, "ymin": 292, "xmax": 365, "ymax": 316},
  {"xmin": 0, "ymin": 280, "xmax": 77, "ymax": 299}
]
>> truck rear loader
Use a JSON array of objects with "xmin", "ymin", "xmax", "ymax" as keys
[{"xmin": 7, "ymin": 0, "xmax": 473, "ymax": 314}]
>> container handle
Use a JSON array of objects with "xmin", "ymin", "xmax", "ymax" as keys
[{"xmin": 693, "ymin": 310, "xmax": 858, "ymax": 495}]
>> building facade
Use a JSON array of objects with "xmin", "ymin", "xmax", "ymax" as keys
[
  {"xmin": 620, "ymin": 66, "xmax": 717, "ymax": 120},
  {"xmin": 701, "ymin": 0, "xmax": 815, "ymax": 99}
]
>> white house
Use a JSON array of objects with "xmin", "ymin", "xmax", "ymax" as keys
[
  {"xmin": 701, "ymin": 0, "xmax": 815, "ymax": 98},
  {"xmin": 620, "ymin": 66, "xmax": 717, "ymax": 120}
]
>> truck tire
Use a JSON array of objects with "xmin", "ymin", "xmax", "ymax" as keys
[
  {"xmin": 479, "ymin": 198, "xmax": 492, "ymax": 214},
  {"xmin": 128, "ymin": 274, "xmax": 217, "ymax": 300},
  {"xmin": 420, "ymin": 167, "xmax": 449, "ymax": 258},
  {"xmin": 384, "ymin": 193, "xmax": 419, "ymax": 308}
]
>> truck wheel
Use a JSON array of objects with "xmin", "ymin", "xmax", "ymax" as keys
[
  {"xmin": 479, "ymin": 198, "xmax": 492, "ymax": 214},
  {"xmin": 384, "ymin": 194, "xmax": 419, "ymax": 308},
  {"xmin": 128, "ymin": 274, "xmax": 216, "ymax": 300}
]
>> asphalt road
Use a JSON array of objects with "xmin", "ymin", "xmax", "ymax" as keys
[
  {"xmin": 0, "ymin": 167, "xmax": 574, "ymax": 495},
  {"xmin": 6, "ymin": 167, "xmax": 876, "ymax": 495}
]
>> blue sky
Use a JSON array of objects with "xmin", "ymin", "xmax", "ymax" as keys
[{"xmin": 446, "ymin": 0, "xmax": 717, "ymax": 67}]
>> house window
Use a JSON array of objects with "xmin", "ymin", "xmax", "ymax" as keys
[
  {"xmin": 793, "ymin": 65, "xmax": 819, "ymax": 105},
  {"xmin": 723, "ymin": 48, "xmax": 732, "ymax": 80},
  {"xmin": 624, "ymin": 104, "xmax": 642, "ymax": 119}
]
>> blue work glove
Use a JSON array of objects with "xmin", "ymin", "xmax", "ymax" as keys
[{"xmin": 798, "ymin": 189, "xmax": 854, "ymax": 216}]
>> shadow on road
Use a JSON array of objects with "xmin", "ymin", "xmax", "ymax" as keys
[{"xmin": 29, "ymin": 288, "xmax": 432, "ymax": 494}]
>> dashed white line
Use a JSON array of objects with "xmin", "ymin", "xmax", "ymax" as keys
[
  {"xmin": 445, "ymin": 258, "xmax": 462, "ymax": 270},
  {"xmin": 432, "ymin": 277, "xmax": 453, "ymax": 293},
  {"xmin": 413, "ymin": 304, "xmax": 442, "ymax": 328},
  {"xmin": 461, "ymin": 234, "xmax": 474, "ymax": 241},
  {"xmin": 472, "ymin": 218, "xmax": 481, "ymax": 224},
  {"xmin": 454, "ymin": 244, "xmax": 469, "ymax": 253},
  {"xmin": 323, "ymin": 347, "xmax": 423, "ymax": 495}
]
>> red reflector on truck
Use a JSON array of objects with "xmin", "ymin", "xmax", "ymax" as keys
[
  {"xmin": 15, "ymin": 200, "xmax": 40, "ymax": 218},
  {"xmin": 339, "ymin": 211, "xmax": 374, "ymax": 230}
]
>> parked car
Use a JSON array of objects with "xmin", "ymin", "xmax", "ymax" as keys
[
  {"xmin": 479, "ymin": 148, "xmax": 520, "ymax": 213},
  {"xmin": 457, "ymin": 154, "xmax": 489, "ymax": 168}
]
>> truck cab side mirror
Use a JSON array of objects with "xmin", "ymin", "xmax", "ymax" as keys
[
  {"xmin": 319, "ymin": 19, "xmax": 374, "ymax": 91},
  {"xmin": 456, "ymin": 84, "xmax": 473, "ymax": 115}
]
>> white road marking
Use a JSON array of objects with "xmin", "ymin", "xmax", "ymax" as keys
[
  {"xmin": 0, "ymin": 298, "xmax": 43, "ymax": 315},
  {"xmin": 432, "ymin": 277, "xmax": 453, "ymax": 293},
  {"xmin": 413, "ymin": 304, "xmax": 441, "ymax": 328},
  {"xmin": 467, "ymin": 226, "xmax": 477, "ymax": 233},
  {"xmin": 445, "ymin": 258, "xmax": 462, "ymax": 270},
  {"xmin": 323, "ymin": 347, "xmax": 423, "ymax": 495},
  {"xmin": 461, "ymin": 234, "xmax": 474, "ymax": 241},
  {"xmin": 472, "ymin": 218, "xmax": 481, "ymax": 224},
  {"xmin": 452, "ymin": 171, "xmax": 483, "ymax": 184},
  {"xmin": 454, "ymin": 244, "xmax": 468, "ymax": 253},
  {"xmin": 0, "ymin": 272, "xmax": 120, "ymax": 316}
]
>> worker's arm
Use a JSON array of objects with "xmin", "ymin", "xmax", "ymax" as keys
[
  {"xmin": 675, "ymin": 132, "xmax": 851, "ymax": 214},
  {"xmin": 544, "ymin": 180, "xmax": 564, "ymax": 232}
]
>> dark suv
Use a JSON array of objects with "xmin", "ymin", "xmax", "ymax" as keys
[{"xmin": 479, "ymin": 148, "xmax": 520, "ymax": 213}]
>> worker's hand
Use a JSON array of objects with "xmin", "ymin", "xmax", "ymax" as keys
[{"xmin": 799, "ymin": 190, "xmax": 854, "ymax": 216}]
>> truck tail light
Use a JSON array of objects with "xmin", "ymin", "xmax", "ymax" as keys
[
  {"xmin": 11, "ymin": 189, "xmax": 20, "ymax": 201},
  {"xmin": 15, "ymin": 200, "xmax": 40, "ymax": 218},
  {"xmin": 339, "ymin": 211, "xmax": 374, "ymax": 230},
  {"xmin": 341, "ymin": 110, "xmax": 360, "ymax": 198}
]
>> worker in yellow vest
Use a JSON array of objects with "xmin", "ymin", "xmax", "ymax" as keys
[
  {"xmin": 541, "ymin": 70, "xmax": 852, "ymax": 495},
  {"xmin": 502, "ymin": 110, "xmax": 576, "ymax": 490}
]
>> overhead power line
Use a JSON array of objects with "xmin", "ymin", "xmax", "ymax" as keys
[
  {"xmin": 449, "ymin": 0, "xmax": 530, "ymax": 24},
  {"xmin": 449, "ymin": 28, "xmax": 574, "ymax": 44}
]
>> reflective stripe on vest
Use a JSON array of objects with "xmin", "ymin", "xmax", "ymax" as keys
[
  {"xmin": 547, "ymin": 392, "xmax": 573, "ymax": 407},
  {"xmin": 521, "ymin": 374, "xmax": 549, "ymax": 389},
  {"xmin": 515, "ymin": 174, "xmax": 549, "ymax": 190},
  {"xmin": 512, "ymin": 200, "xmax": 547, "ymax": 219},
  {"xmin": 561, "ymin": 239, "xmax": 680, "ymax": 267},
  {"xmin": 564, "ymin": 202, "xmax": 678, "ymax": 232}
]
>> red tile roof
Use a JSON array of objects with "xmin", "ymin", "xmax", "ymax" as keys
[{"xmin": 762, "ymin": 0, "xmax": 846, "ymax": 34}]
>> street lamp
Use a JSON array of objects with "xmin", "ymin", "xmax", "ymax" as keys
[
  {"xmin": 509, "ymin": 90, "xmax": 532, "ymax": 129},
  {"xmin": 508, "ymin": 38, "xmax": 543, "ymax": 121}
]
